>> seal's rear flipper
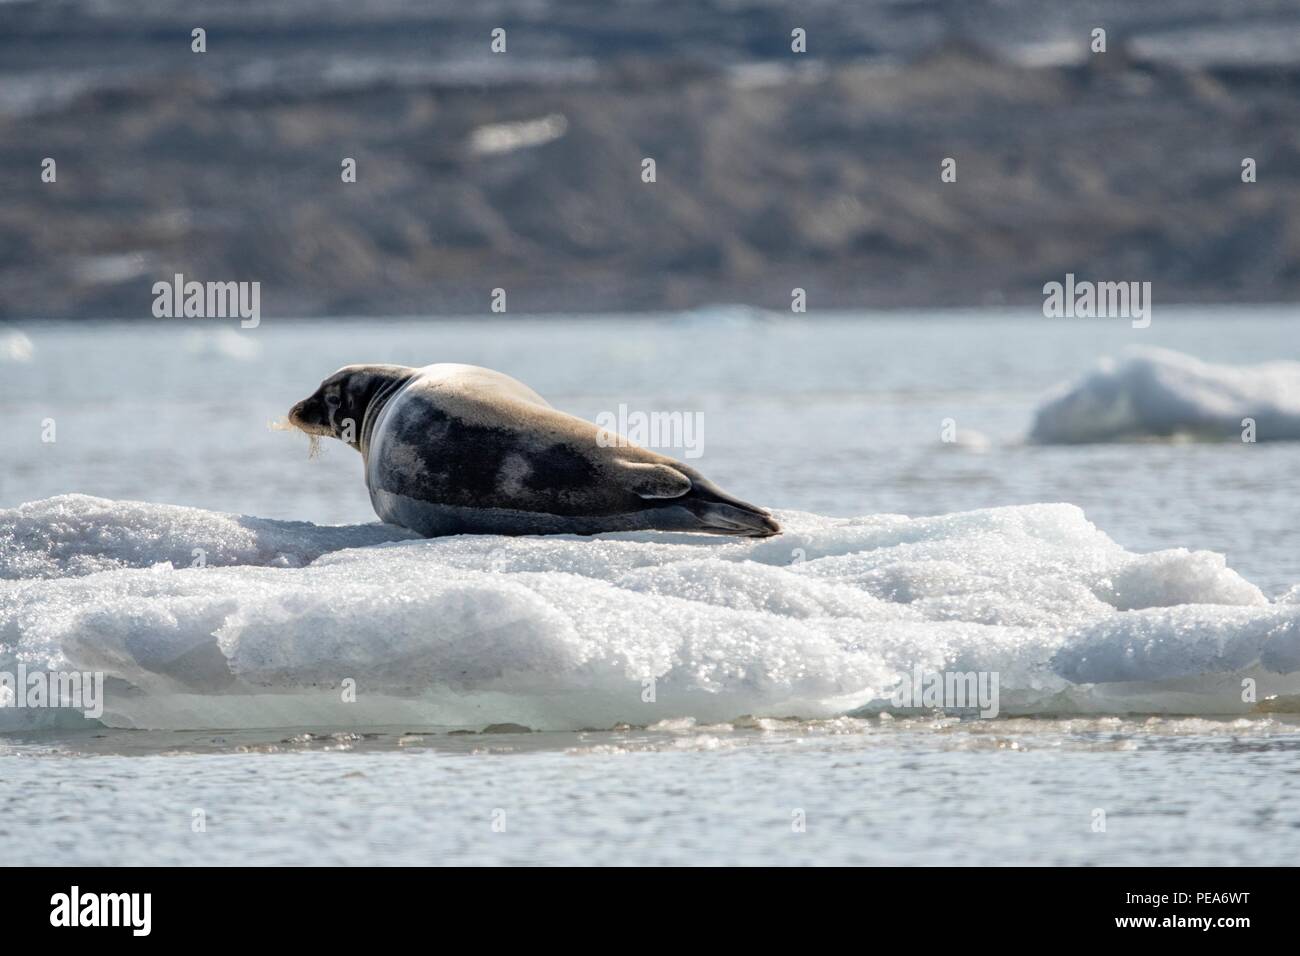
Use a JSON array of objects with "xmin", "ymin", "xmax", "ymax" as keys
[
  {"xmin": 687, "ymin": 500, "xmax": 782, "ymax": 537},
  {"xmin": 615, "ymin": 461, "xmax": 780, "ymax": 536},
  {"xmin": 665, "ymin": 469, "xmax": 781, "ymax": 537}
]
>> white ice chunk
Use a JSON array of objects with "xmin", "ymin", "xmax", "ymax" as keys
[
  {"xmin": 1, "ymin": 496, "xmax": 1297, "ymax": 730},
  {"xmin": 1030, "ymin": 347, "xmax": 1300, "ymax": 443},
  {"xmin": 0, "ymin": 494, "xmax": 418, "ymax": 579}
]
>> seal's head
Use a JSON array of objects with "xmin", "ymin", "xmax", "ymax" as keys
[{"xmin": 288, "ymin": 364, "xmax": 412, "ymax": 452}]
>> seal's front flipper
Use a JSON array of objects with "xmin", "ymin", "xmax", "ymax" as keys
[{"xmin": 616, "ymin": 461, "xmax": 693, "ymax": 499}]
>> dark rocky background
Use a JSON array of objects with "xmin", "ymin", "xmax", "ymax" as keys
[{"xmin": 3, "ymin": 0, "xmax": 1299, "ymax": 318}]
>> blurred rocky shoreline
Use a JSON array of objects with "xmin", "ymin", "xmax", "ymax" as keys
[{"xmin": 3, "ymin": 0, "xmax": 1299, "ymax": 319}]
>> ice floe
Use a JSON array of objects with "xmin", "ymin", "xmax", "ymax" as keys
[{"xmin": 1, "ymin": 494, "xmax": 1297, "ymax": 731}]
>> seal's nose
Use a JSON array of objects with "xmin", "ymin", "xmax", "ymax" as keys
[{"xmin": 288, "ymin": 399, "xmax": 309, "ymax": 425}]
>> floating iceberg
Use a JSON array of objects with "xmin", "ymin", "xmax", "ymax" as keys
[
  {"xmin": 1030, "ymin": 347, "xmax": 1300, "ymax": 443},
  {"xmin": 0, "ymin": 330, "xmax": 34, "ymax": 363},
  {"xmin": 1, "ymin": 494, "xmax": 1298, "ymax": 731}
]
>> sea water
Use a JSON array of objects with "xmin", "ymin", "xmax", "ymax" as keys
[{"xmin": 1, "ymin": 307, "xmax": 1298, "ymax": 865}]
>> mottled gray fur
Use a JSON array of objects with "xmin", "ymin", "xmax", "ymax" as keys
[{"xmin": 288, "ymin": 363, "xmax": 780, "ymax": 538}]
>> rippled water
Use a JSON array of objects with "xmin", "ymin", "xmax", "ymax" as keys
[
  {"xmin": 4, "ymin": 717, "xmax": 1299, "ymax": 866},
  {"xmin": 2, "ymin": 307, "xmax": 1298, "ymax": 864}
]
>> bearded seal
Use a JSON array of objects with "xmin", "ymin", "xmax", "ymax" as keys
[{"xmin": 287, "ymin": 363, "xmax": 781, "ymax": 538}]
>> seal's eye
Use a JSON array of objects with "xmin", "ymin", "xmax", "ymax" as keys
[{"xmin": 325, "ymin": 393, "xmax": 342, "ymax": 408}]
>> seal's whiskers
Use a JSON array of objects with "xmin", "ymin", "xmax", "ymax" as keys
[{"xmin": 270, "ymin": 416, "xmax": 323, "ymax": 459}]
